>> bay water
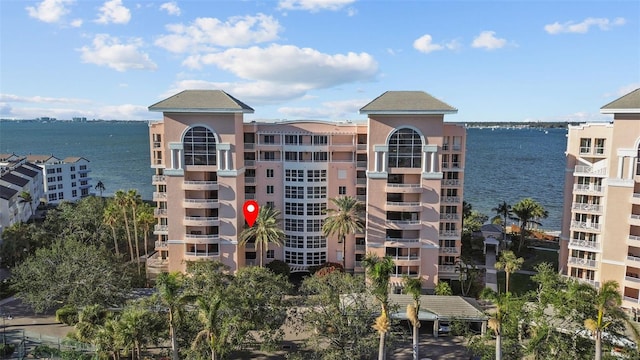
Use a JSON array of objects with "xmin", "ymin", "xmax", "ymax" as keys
[{"xmin": 0, "ymin": 121, "xmax": 566, "ymax": 230}]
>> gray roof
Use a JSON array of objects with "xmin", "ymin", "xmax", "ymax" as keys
[
  {"xmin": 601, "ymin": 88, "xmax": 640, "ymax": 113},
  {"xmin": 360, "ymin": 91, "xmax": 457, "ymax": 115},
  {"xmin": 149, "ymin": 90, "xmax": 255, "ymax": 114},
  {"xmin": 0, "ymin": 185, "xmax": 17, "ymax": 200},
  {"xmin": 22, "ymin": 162, "xmax": 42, "ymax": 172},
  {"xmin": 0, "ymin": 173, "xmax": 29, "ymax": 187},
  {"xmin": 14, "ymin": 166, "xmax": 38, "ymax": 179},
  {"xmin": 389, "ymin": 294, "xmax": 487, "ymax": 321}
]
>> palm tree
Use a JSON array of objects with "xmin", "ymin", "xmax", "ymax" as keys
[
  {"xmin": 191, "ymin": 296, "xmax": 224, "ymax": 360},
  {"xmin": 481, "ymin": 288, "xmax": 510, "ymax": 360},
  {"xmin": 511, "ymin": 198, "xmax": 548, "ymax": 253},
  {"xmin": 362, "ymin": 253, "xmax": 395, "ymax": 360},
  {"xmin": 584, "ymin": 280, "xmax": 623, "ymax": 360},
  {"xmin": 18, "ymin": 191, "xmax": 33, "ymax": 220},
  {"xmin": 403, "ymin": 276, "xmax": 422, "ymax": 360},
  {"xmin": 491, "ymin": 201, "xmax": 512, "ymax": 249},
  {"xmin": 137, "ymin": 203, "xmax": 155, "ymax": 258},
  {"xmin": 156, "ymin": 272, "xmax": 186, "ymax": 360},
  {"xmin": 95, "ymin": 180, "xmax": 106, "ymax": 198},
  {"xmin": 239, "ymin": 206, "xmax": 284, "ymax": 267},
  {"xmin": 103, "ymin": 203, "xmax": 121, "ymax": 257},
  {"xmin": 461, "ymin": 200, "xmax": 473, "ymax": 232},
  {"xmin": 114, "ymin": 190, "xmax": 134, "ymax": 262},
  {"xmin": 127, "ymin": 190, "xmax": 142, "ymax": 274},
  {"xmin": 322, "ymin": 196, "xmax": 365, "ymax": 270},
  {"xmin": 494, "ymin": 250, "xmax": 523, "ymax": 294}
]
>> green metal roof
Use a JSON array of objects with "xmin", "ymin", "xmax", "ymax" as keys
[
  {"xmin": 601, "ymin": 88, "xmax": 640, "ymax": 114},
  {"xmin": 360, "ymin": 91, "xmax": 457, "ymax": 115},
  {"xmin": 148, "ymin": 90, "xmax": 254, "ymax": 113}
]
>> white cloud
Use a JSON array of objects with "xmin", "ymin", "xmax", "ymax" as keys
[
  {"xmin": 160, "ymin": 2, "xmax": 181, "ymax": 16},
  {"xmin": 95, "ymin": 0, "xmax": 131, "ymax": 24},
  {"xmin": 155, "ymin": 14, "xmax": 281, "ymax": 53},
  {"xmin": 26, "ymin": 0, "xmax": 74, "ymax": 23},
  {"xmin": 471, "ymin": 31, "xmax": 507, "ymax": 50},
  {"xmin": 278, "ymin": 0, "xmax": 356, "ymax": 12},
  {"xmin": 413, "ymin": 34, "xmax": 443, "ymax": 54},
  {"xmin": 278, "ymin": 98, "xmax": 368, "ymax": 119},
  {"xmin": 544, "ymin": 17, "xmax": 626, "ymax": 34},
  {"xmin": 0, "ymin": 93, "xmax": 90, "ymax": 104},
  {"xmin": 70, "ymin": 18, "xmax": 83, "ymax": 27},
  {"xmin": 603, "ymin": 83, "xmax": 640, "ymax": 98},
  {"xmin": 183, "ymin": 44, "xmax": 378, "ymax": 89},
  {"xmin": 78, "ymin": 34, "xmax": 157, "ymax": 72}
]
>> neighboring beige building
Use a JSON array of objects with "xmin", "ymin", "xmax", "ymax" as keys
[
  {"xmin": 559, "ymin": 88, "xmax": 640, "ymax": 309},
  {"xmin": 147, "ymin": 90, "xmax": 465, "ymax": 290}
]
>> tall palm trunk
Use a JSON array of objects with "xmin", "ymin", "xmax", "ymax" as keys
[
  {"xmin": 495, "ymin": 332, "xmax": 502, "ymax": 360},
  {"xmin": 378, "ymin": 332, "xmax": 386, "ymax": 360},
  {"xmin": 342, "ymin": 235, "xmax": 346, "ymax": 270},
  {"xmin": 122, "ymin": 209, "xmax": 134, "ymax": 261},
  {"xmin": 169, "ymin": 311, "xmax": 178, "ymax": 360},
  {"xmin": 110, "ymin": 225, "xmax": 120, "ymax": 257},
  {"xmin": 412, "ymin": 322, "xmax": 419, "ymax": 360},
  {"xmin": 132, "ymin": 207, "xmax": 141, "ymax": 274},
  {"xmin": 595, "ymin": 330, "xmax": 602, "ymax": 360}
]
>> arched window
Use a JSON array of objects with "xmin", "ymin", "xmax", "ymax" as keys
[
  {"xmin": 388, "ymin": 128, "xmax": 422, "ymax": 168},
  {"xmin": 183, "ymin": 126, "xmax": 217, "ymax": 166}
]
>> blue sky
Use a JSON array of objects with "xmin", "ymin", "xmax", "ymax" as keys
[{"xmin": 1, "ymin": 0, "xmax": 638, "ymax": 122}]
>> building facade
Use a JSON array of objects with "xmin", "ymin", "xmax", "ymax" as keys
[
  {"xmin": 147, "ymin": 90, "xmax": 465, "ymax": 290},
  {"xmin": 559, "ymin": 88, "xmax": 640, "ymax": 309},
  {"xmin": 25, "ymin": 155, "xmax": 92, "ymax": 204},
  {"xmin": 0, "ymin": 155, "xmax": 44, "ymax": 238}
]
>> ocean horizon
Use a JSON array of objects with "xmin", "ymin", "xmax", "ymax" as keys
[{"xmin": 2, "ymin": 121, "xmax": 566, "ymax": 230}]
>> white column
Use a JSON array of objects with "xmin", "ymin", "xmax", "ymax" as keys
[
  {"xmin": 374, "ymin": 151, "xmax": 379, "ymax": 172},
  {"xmin": 618, "ymin": 156, "xmax": 625, "ymax": 179},
  {"xmin": 170, "ymin": 149, "xmax": 176, "ymax": 169},
  {"xmin": 382, "ymin": 151, "xmax": 387, "ymax": 172},
  {"xmin": 177, "ymin": 149, "xmax": 182, "ymax": 169},
  {"xmin": 430, "ymin": 152, "xmax": 436, "ymax": 173},
  {"xmin": 422, "ymin": 151, "xmax": 428, "ymax": 173},
  {"xmin": 629, "ymin": 157, "xmax": 637, "ymax": 179},
  {"xmin": 227, "ymin": 150, "xmax": 232, "ymax": 171}
]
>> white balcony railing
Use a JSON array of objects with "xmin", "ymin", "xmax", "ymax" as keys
[
  {"xmin": 573, "ymin": 184, "xmax": 603, "ymax": 193},
  {"xmin": 185, "ymin": 234, "xmax": 220, "ymax": 240},
  {"xmin": 439, "ymin": 247, "xmax": 459, "ymax": 254},
  {"xmin": 386, "ymin": 220, "xmax": 421, "ymax": 225},
  {"xmin": 154, "ymin": 208, "xmax": 167, "ymax": 216},
  {"xmin": 154, "ymin": 224, "xmax": 168, "ymax": 232},
  {"xmin": 386, "ymin": 201, "xmax": 421, "ymax": 207},
  {"xmin": 441, "ymin": 179, "xmax": 461, "ymax": 187},
  {"xmin": 568, "ymin": 256, "xmax": 597, "ymax": 268},
  {"xmin": 386, "ymin": 237, "xmax": 420, "ymax": 243},
  {"xmin": 440, "ymin": 196, "xmax": 461, "ymax": 203},
  {"xmin": 386, "ymin": 183, "xmax": 421, "ymax": 188},
  {"xmin": 572, "ymin": 203, "xmax": 603, "ymax": 213},
  {"xmin": 439, "ymin": 230, "xmax": 460, "ymax": 238},
  {"xmin": 152, "ymin": 175, "xmax": 166, "ymax": 183},
  {"xmin": 568, "ymin": 239, "xmax": 600, "ymax": 250},
  {"xmin": 440, "ymin": 213, "xmax": 460, "ymax": 220},
  {"xmin": 574, "ymin": 165, "xmax": 607, "ymax": 176},
  {"xmin": 571, "ymin": 221, "xmax": 601, "ymax": 231}
]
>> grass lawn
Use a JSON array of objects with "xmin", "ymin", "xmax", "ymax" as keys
[
  {"xmin": 521, "ymin": 248, "xmax": 559, "ymax": 271},
  {"xmin": 496, "ymin": 272, "xmax": 537, "ymax": 295}
]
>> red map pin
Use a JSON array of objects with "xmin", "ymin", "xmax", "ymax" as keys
[{"xmin": 243, "ymin": 200, "xmax": 259, "ymax": 227}]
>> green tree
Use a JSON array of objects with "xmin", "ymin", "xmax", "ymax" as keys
[
  {"xmin": 322, "ymin": 196, "xmax": 365, "ymax": 271},
  {"xmin": 455, "ymin": 256, "xmax": 482, "ymax": 297},
  {"xmin": 116, "ymin": 303, "xmax": 163, "ymax": 360},
  {"xmin": 95, "ymin": 180, "xmax": 106, "ymax": 198},
  {"xmin": 11, "ymin": 238, "xmax": 132, "ymax": 312},
  {"xmin": 127, "ymin": 190, "xmax": 143, "ymax": 274},
  {"xmin": 494, "ymin": 250, "xmax": 524, "ymax": 294},
  {"xmin": 103, "ymin": 203, "xmax": 121, "ymax": 257},
  {"xmin": 584, "ymin": 281, "xmax": 623, "ymax": 360},
  {"xmin": 362, "ymin": 253, "xmax": 395, "ymax": 360},
  {"xmin": 0, "ymin": 222, "xmax": 35, "ymax": 267},
  {"xmin": 295, "ymin": 271, "xmax": 378, "ymax": 359},
  {"xmin": 478, "ymin": 288, "xmax": 525, "ymax": 360},
  {"xmin": 18, "ymin": 191, "xmax": 33, "ymax": 220},
  {"xmin": 463, "ymin": 210, "xmax": 488, "ymax": 235},
  {"xmin": 137, "ymin": 203, "xmax": 155, "ymax": 258},
  {"xmin": 114, "ymin": 190, "xmax": 135, "ymax": 262},
  {"xmin": 238, "ymin": 206, "xmax": 285, "ymax": 267},
  {"xmin": 491, "ymin": 201, "xmax": 512, "ymax": 249},
  {"xmin": 404, "ymin": 276, "xmax": 422, "ymax": 360},
  {"xmin": 156, "ymin": 271, "xmax": 188, "ymax": 360},
  {"xmin": 434, "ymin": 281, "xmax": 453, "ymax": 296},
  {"xmin": 511, "ymin": 198, "xmax": 548, "ymax": 253}
]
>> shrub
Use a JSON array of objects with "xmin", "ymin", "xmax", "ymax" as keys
[
  {"xmin": 32, "ymin": 344, "xmax": 61, "ymax": 358},
  {"xmin": 310, "ymin": 262, "xmax": 344, "ymax": 277},
  {"xmin": 56, "ymin": 304, "xmax": 79, "ymax": 326},
  {"xmin": 266, "ymin": 259, "xmax": 290, "ymax": 277},
  {"xmin": 0, "ymin": 343, "xmax": 14, "ymax": 357}
]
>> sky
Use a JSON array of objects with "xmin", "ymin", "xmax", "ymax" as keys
[{"xmin": 0, "ymin": 0, "xmax": 638, "ymax": 122}]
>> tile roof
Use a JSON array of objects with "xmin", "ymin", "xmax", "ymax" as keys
[
  {"xmin": 360, "ymin": 91, "xmax": 457, "ymax": 114},
  {"xmin": 389, "ymin": 294, "xmax": 488, "ymax": 321},
  {"xmin": 0, "ymin": 173, "xmax": 29, "ymax": 187},
  {"xmin": 0, "ymin": 185, "xmax": 17, "ymax": 200},
  {"xmin": 148, "ymin": 90, "xmax": 255, "ymax": 114},
  {"xmin": 601, "ymin": 88, "xmax": 640, "ymax": 113}
]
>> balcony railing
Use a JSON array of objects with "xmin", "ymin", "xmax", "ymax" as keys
[
  {"xmin": 440, "ymin": 213, "xmax": 460, "ymax": 220},
  {"xmin": 185, "ymin": 234, "xmax": 220, "ymax": 240},
  {"xmin": 244, "ymin": 143, "xmax": 255, "ymax": 150},
  {"xmin": 356, "ymin": 161, "xmax": 367, "ymax": 168},
  {"xmin": 153, "ymin": 192, "xmax": 167, "ymax": 200},
  {"xmin": 386, "ymin": 201, "xmax": 421, "ymax": 207},
  {"xmin": 386, "ymin": 183, "xmax": 421, "ymax": 188},
  {"xmin": 626, "ymin": 275, "xmax": 640, "ymax": 284},
  {"xmin": 438, "ymin": 265, "xmax": 457, "ymax": 273},
  {"xmin": 355, "ymin": 244, "xmax": 366, "ymax": 251},
  {"xmin": 152, "ymin": 175, "xmax": 166, "ymax": 184},
  {"xmin": 386, "ymin": 237, "xmax": 420, "ymax": 243},
  {"xmin": 356, "ymin": 144, "xmax": 367, "ymax": 150},
  {"xmin": 439, "ymin": 230, "xmax": 460, "ymax": 238},
  {"xmin": 439, "ymin": 247, "xmax": 459, "ymax": 254},
  {"xmin": 441, "ymin": 196, "xmax": 461, "ymax": 203},
  {"xmin": 245, "ymin": 177, "xmax": 255, "ymax": 184},
  {"xmin": 389, "ymin": 254, "xmax": 420, "ymax": 261},
  {"xmin": 356, "ymin": 178, "xmax": 366, "ymax": 185},
  {"xmin": 574, "ymin": 165, "xmax": 607, "ymax": 176},
  {"xmin": 244, "ymin": 160, "xmax": 256, "ymax": 167},
  {"xmin": 627, "ymin": 255, "xmax": 640, "ymax": 264},
  {"xmin": 154, "ymin": 208, "xmax": 167, "ymax": 216},
  {"xmin": 386, "ymin": 220, "xmax": 421, "ymax": 225},
  {"xmin": 155, "ymin": 241, "xmax": 168, "ymax": 248},
  {"xmin": 154, "ymin": 224, "xmax": 168, "ymax": 232},
  {"xmin": 570, "ymin": 221, "xmax": 601, "ymax": 231},
  {"xmin": 356, "ymin": 195, "xmax": 366, "ymax": 202},
  {"xmin": 573, "ymin": 184, "xmax": 603, "ymax": 193},
  {"xmin": 572, "ymin": 203, "xmax": 603, "ymax": 213},
  {"xmin": 568, "ymin": 239, "xmax": 600, "ymax": 250},
  {"xmin": 441, "ymin": 179, "xmax": 461, "ymax": 187},
  {"xmin": 568, "ymin": 256, "xmax": 597, "ymax": 268}
]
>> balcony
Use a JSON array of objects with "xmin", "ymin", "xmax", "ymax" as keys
[
  {"xmin": 245, "ymin": 177, "xmax": 256, "ymax": 184},
  {"xmin": 629, "ymin": 235, "xmax": 640, "ymax": 248},
  {"xmin": 154, "ymin": 224, "xmax": 168, "ymax": 235},
  {"xmin": 440, "ymin": 213, "xmax": 460, "ymax": 221},
  {"xmin": 246, "ymin": 193, "xmax": 257, "ymax": 200},
  {"xmin": 244, "ymin": 143, "xmax": 255, "ymax": 150},
  {"xmin": 146, "ymin": 252, "xmax": 169, "ymax": 276},
  {"xmin": 183, "ymin": 180, "xmax": 219, "ymax": 191},
  {"xmin": 438, "ymin": 265, "xmax": 457, "ymax": 274},
  {"xmin": 385, "ymin": 201, "xmax": 422, "ymax": 212},
  {"xmin": 183, "ymin": 199, "xmax": 219, "ymax": 209},
  {"xmin": 570, "ymin": 221, "xmax": 601, "ymax": 232},
  {"xmin": 184, "ymin": 252, "xmax": 220, "ymax": 260},
  {"xmin": 356, "ymin": 161, "xmax": 367, "ymax": 168},
  {"xmin": 573, "ymin": 184, "xmax": 603, "ymax": 194},
  {"xmin": 152, "ymin": 175, "xmax": 166, "ymax": 185},
  {"xmin": 356, "ymin": 178, "xmax": 367, "ymax": 185},
  {"xmin": 355, "ymin": 244, "xmax": 366, "ymax": 251},
  {"xmin": 440, "ymin": 196, "xmax": 461, "ymax": 204},
  {"xmin": 185, "ymin": 233, "xmax": 219, "ymax": 241},
  {"xmin": 625, "ymin": 274, "xmax": 640, "ymax": 285},
  {"xmin": 244, "ymin": 160, "xmax": 256, "ymax": 167},
  {"xmin": 385, "ymin": 237, "xmax": 420, "ymax": 244},
  {"xmin": 153, "ymin": 192, "xmax": 167, "ymax": 201},
  {"xmin": 441, "ymin": 179, "xmax": 461, "ymax": 187},
  {"xmin": 439, "ymin": 247, "xmax": 459, "ymax": 254},
  {"xmin": 631, "ymin": 215, "xmax": 640, "ymax": 227},
  {"xmin": 385, "ymin": 220, "xmax": 421, "ymax": 230},
  {"xmin": 155, "ymin": 241, "xmax": 168, "ymax": 249},
  {"xmin": 568, "ymin": 256, "xmax": 597, "ymax": 269},
  {"xmin": 568, "ymin": 239, "xmax": 600, "ymax": 251},
  {"xmin": 627, "ymin": 255, "xmax": 640, "ymax": 266},
  {"xmin": 632, "ymin": 193, "xmax": 640, "ymax": 205},
  {"xmin": 389, "ymin": 254, "xmax": 420, "ymax": 261},
  {"xmin": 572, "ymin": 202, "xmax": 603, "ymax": 214},
  {"xmin": 385, "ymin": 183, "xmax": 423, "ymax": 193},
  {"xmin": 183, "ymin": 216, "xmax": 220, "ymax": 226},
  {"xmin": 439, "ymin": 230, "xmax": 460, "ymax": 239},
  {"xmin": 356, "ymin": 144, "xmax": 367, "ymax": 151},
  {"xmin": 574, "ymin": 165, "xmax": 607, "ymax": 177},
  {"xmin": 154, "ymin": 208, "xmax": 167, "ymax": 217}
]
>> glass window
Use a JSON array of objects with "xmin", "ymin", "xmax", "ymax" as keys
[
  {"xmin": 266, "ymin": 169, "xmax": 274, "ymax": 178},
  {"xmin": 388, "ymin": 128, "xmax": 422, "ymax": 168},
  {"xmin": 183, "ymin": 126, "xmax": 217, "ymax": 166},
  {"xmin": 339, "ymin": 186, "xmax": 346, "ymax": 195}
]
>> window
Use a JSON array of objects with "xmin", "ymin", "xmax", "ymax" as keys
[
  {"xmin": 48, "ymin": 193, "xmax": 57, "ymax": 201},
  {"xmin": 266, "ymin": 250, "xmax": 275, "ymax": 259},
  {"xmin": 579, "ymin": 138, "xmax": 591, "ymax": 154},
  {"xmin": 313, "ymin": 152, "xmax": 328, "ymax": 162},
  {"xmin": 57, "ymin": 184, "xmax": 63, "ymax": 189},
  {"xmin": 266, "ymin": 201, "xmax": 275, "ymax": 208},
  {"xmin": 266, "ymin": 185, "xmax": 274, "ymax": 194},
  {"xmin": 306, "ymin": 219, "xmax": 323, "ymax": 232},
  {"xmin": 388, "ymin": 128, "xmax": 422, "ymax": 168},
  {"xmin": 57, "ymin": 176, "xmax": 63, "ymax": 181},
  {"xmin": 339, "ymin": 186, "xmax": 347, "ymax": 195},
  {"xmin": 286, "ymin": 170, "xmax": 304, "ymax": 182},
  {"xmin": 266, "ymin": 169, "xmax": 274, "ymax": 178},
  {"xmin": 263, "ymin": 135, "xmax": 275, "ymax": 144},
  {"xmin": 307, "ymin": 170, "xmax": 326, "ymax": 182},
  {"xmin": 285, "ymin": 135, "xmax": 300, "ymax": 145},
  {"xmin": 183, "ymin": 126, "xmax": 217, "ymax": 166},
  {"xmin": 70, "ymin": 166, "xmax": 75, "ymax": 171},
  {"xmin": 71, "ymin": 182, "xmax": 76, "ymax": 187},
  {"xmin": 58, "ymin": 192, "xmax": 64, "ymax": 200},
  {"xmin": 595, "ymin": 138, "xmax": 605, "ymax": 155},
  {"xmin": 47, "ymin": 176, "xmax": 55, "ymax": 182},
  {"xmin": 285, "ymin": 235, "xmax": 305, "ymax": 248},
  {"xmin": 56, "ymin": 168, "xmax": 62, "ymax": 173},
  {"xmin": 306, "ymin": 252, "xmax": 327, "ymax": 266},
  {"xmin": 72, "ymin": 190, "xmax": 77, "ymax": 197},
  {"xmin": 307, "ymin": 186, "xmax": 326, "ymax": 199},
  {"xmin": 263, "ymin": 151, "xmax": 276, "ymax": 161},
  {"xmin": 46, "ymin": 168, "xmax": 55, "ymax": 174},
  {"xmin": 307, "ymin": 203, "xmax": 326, "ymax": 216},
  {"xmin": 48, "ymin": 185, "xmax": 56, "ymax": 191},
  {"xmin": 307, "ymin": 236, "xmax": 326, "ymax": 248},
  {"xmin": 80, "ymin": 165, "xmax": 87, "ymax": 170},
  {"xmin": 285, "ymin": 251, "xmax": 304, "ymax": 265},
  {"xmin": 285, "ymin": 203, "xmax": 304, "ymax": 216},
  {"xmin": 285, "ymin": 219, "xmax": 305, "ymax": 232},
  {"xmin": 71, "ymin": 174, "xmax": 76, "ymax": 179},
  {"xmin": 285, "ymin": 186, "xmax": 304, "ymax": 199},
  {"xmin": 285, "ymin": 151, "xmax": 298, "ymax": 161},
  {"xmin": 313, "ymin": 135, "xmax": 328, "ymax": 145}
]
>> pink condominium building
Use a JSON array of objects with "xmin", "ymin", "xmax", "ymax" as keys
[
  {"xmin": 559, "ymin": 88, "xmax": 640, "ymax": 308},
  {"xmin": 147, "ymin": 90, "xmax": 465, "ymax": 290}
]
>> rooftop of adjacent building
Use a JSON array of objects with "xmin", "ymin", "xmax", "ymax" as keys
[{"xmin": 601, "ymin": 88, "xmax": 640, "ymax": 113}]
